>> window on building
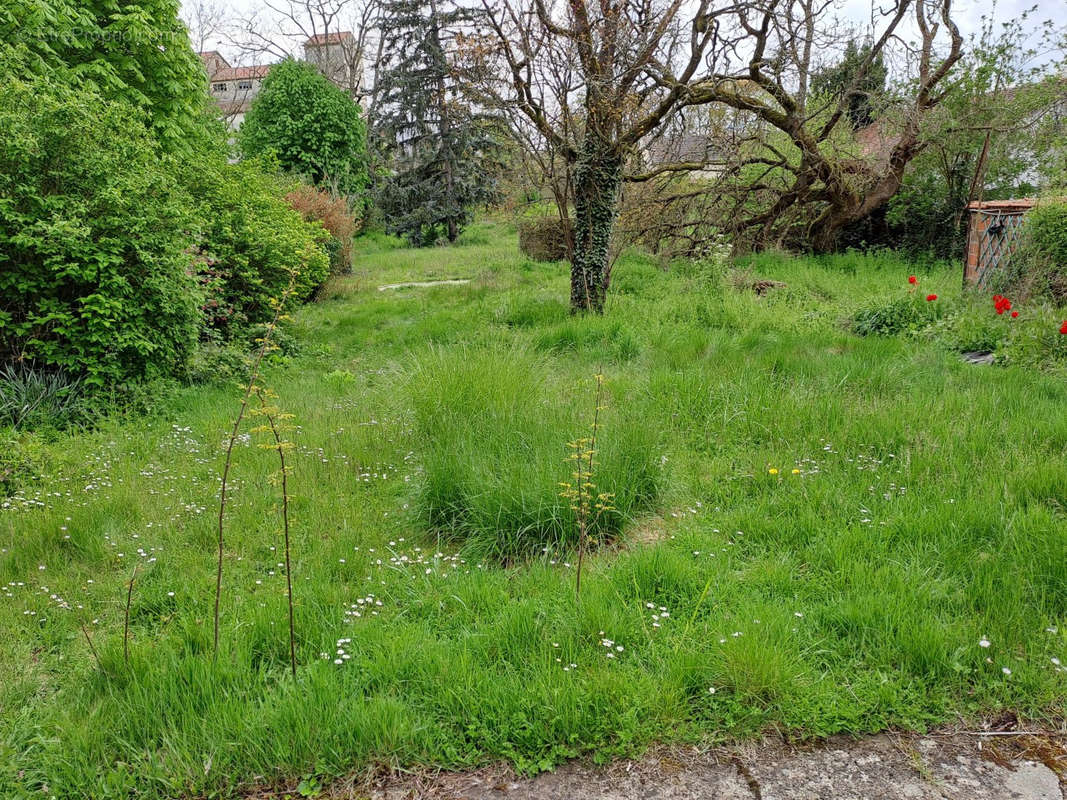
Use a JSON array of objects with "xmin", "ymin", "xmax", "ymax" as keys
[
  {"xmin": 212, "ymin": 82, "xmax": 228, "ymax": 93},
  {"xmin": 237, "ymin": 80, "xmax": 253, "ymax": 91}
]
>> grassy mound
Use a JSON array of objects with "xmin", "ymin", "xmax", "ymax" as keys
[{"xmin": 408, "ymin": 346, "xmax": 662, "ymax": 561}]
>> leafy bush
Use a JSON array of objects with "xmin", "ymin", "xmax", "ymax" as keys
[
  {"xmin": 997, "ymin": 201, "xmax": 1067, "ymax": 302},
  {"xmin": 408, "ymin": 346, "xmax": 663, "ymax": 562},
  {"xmin": 851, "ymin": 295, "xmax": 943, "ymax": 336},
  {"xmin": 0, "ymin": 76, "xmax": 202, "ymax": 386},
  {"xmin": 1, "ymin": 0, "xmax": 213, "ymax": 153},
  {"xmin": 285, "ymin": 184, "xmax": 358, "ymax": 275},
  {"xmin": 0, "ymin": 365, "xmax": 85, "ymax": 430},
  {"xmin": 517, "ymin": 217, "xmax": 572, "ymax": 261},
  {"xmin": 239, "ymin": 59, "xmax": 368, "ymax": 197},
  {"xmin": 193, "ymin": 160, "xmax": 331, "ymax": 340}
]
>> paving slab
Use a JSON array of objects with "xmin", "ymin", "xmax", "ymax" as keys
[
  {"xmin": 353, "ymin": 731, "xmax": 1066, "ymax": 800},
  {"xmin": 377, "ymin": 280, "xmax": 471, "ymax": 291}
]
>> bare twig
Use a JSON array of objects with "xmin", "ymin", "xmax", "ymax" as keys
[
  {"xmin": 80, "ymin": 623, "xmax": 103, "ymax": 672},
  {"xmin": 255, "ymin": 388, "xmax": 298, "ymax": 677},
  {"xmin": 215, "ymin": 272, "xmax": 298, "ymax": 657},
  {"xmin": 123, "ymin": 564, "xmax": 138, "ymax": 665}
]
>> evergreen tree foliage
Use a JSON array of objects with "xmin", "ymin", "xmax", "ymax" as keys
[
  {"xmin": 0, "ymin": 0, "xmax": 212, "ymax": 153},
  {"xmin": 240, "ymin": 59, "xmax": 369, "ymax": 198},
  {"xmin": 811, "ymin": 40, "xmax": 888, "ymax": 130},
  {"xmin": 373, "ymin": 0, "xmax": 501, "ymax": 245}
]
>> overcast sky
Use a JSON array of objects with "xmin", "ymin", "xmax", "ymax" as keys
[{"xmin": 184, "ymin": 0, "xmax": 1066, "ymax": 68}]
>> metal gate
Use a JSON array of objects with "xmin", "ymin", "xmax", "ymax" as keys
[
  {"xmin": 965, "ymin": 199, "xmax": 1035, "ymax": 288},
  {"xmin": 973, "ymin": 209, "xmax": 1026, "ymax": 289}
]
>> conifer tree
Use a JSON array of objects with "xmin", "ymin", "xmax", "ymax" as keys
[
  {"xmin": 811, "ymin": 40, "xmax": 888, "ymax": 131},
  {"xmin": 372, "ymin": 0, "xmax": 500, "ymax": 245}
]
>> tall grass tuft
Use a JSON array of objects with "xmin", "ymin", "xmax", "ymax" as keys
[{"xmin": 408, "ymin": 346, "xmax": 661, "ymax": 562}]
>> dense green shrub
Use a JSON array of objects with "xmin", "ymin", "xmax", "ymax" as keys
[
  {"xmin": 0, "ymin": 77, "xmax": 202, "ymax": 386},
  {"xmin": 1026, "ymin": 202, "xmax": 1067, "ymax": 265},
  {"xmin": 998, "ymin": 201, "xmax": 1067, "ymax": 302},
  {"xmin": 1, "ymin": 0, "xmax": 214, "ymax": 153},
  {"xmin": 192, "ymin": 160, "xmax": 332, "ymax": 340},
  {"xmin": 239, "ymin": 60, "xmax": 368, "ymax": 197},
  {"xmin": 851, "ymin": 295, "xmax": 943, "ymax": 337},
  {"xmin": 408, "ymin": 346, "xmax": 663, "ymax": 562}
]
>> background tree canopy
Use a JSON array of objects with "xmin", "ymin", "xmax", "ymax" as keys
[{"xmin": 810, "ymin": 40, "xmax": 888, "ymax": 131}]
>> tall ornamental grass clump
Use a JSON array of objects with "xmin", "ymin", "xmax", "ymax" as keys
[{"xmin": 408, "ymin": 346, "xmax": 662, "ymax": 562}]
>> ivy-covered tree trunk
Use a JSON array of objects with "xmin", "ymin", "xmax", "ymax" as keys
[{"xmin": 570, "ymin": 135, "xmax": 622, "ymax": 314}]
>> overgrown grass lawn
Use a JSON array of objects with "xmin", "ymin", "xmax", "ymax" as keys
[{"xmin": 3, "ymin": 223, "xmax": 1066, "ymax": 798}]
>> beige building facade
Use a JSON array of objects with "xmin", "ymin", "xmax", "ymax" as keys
[{"xmin": 200, "ymin": 33, "xmax": 365, "ymax": 129}]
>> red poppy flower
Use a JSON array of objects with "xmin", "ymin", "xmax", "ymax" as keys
[
  {"xmin": 1011, "ymin": 311, "xmax": 1019, "ymax": 318},
  {"xmin": 926, "ymin": 294, "xmax": 937, "ymax": 301},
  {"xmin": 1060, "ymin": 320, "xmax": 1067, "ymax": 335},
  {"xmin": 908, "ymin": 275, "xmax": 918, "ymax": 285}
]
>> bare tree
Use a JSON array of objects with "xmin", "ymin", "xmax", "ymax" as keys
[
  {"xmin": 227, "ymin": 0, "xmax": 384, "ymax": 105},
  {"xmin": 483, "ymin": 0, "xmax": 737, "ymax": 312},
  {"xmin": 181, "ymin": 0, "xmax": 227, "ymax": 53},
  {"xmin": 483, "ymin": 0, "xmax": 964, "ymax": 311},
  {"xmin": 678, "ymin": 0, "xmax": 963, "ymax": 252}
]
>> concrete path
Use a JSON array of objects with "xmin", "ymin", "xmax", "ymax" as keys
[
  {"xmin": 377, "ymin": 280, "xmax": 471, "ymax": 291},
  {"xmin": 360, "ymin": 730, "xmax": 1065, "ymax": 800}
]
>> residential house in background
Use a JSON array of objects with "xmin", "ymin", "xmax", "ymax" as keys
[
  {"xmin": 199, "ymin": 51, "xmax": 271, "ymax": 128},
  {"xmin": 200, "ymin": 32, "xmax": 367, "ymax": 129},
  {"xmin": 303, "ymin": 31, "xmax": 365, "ymax": 100}
]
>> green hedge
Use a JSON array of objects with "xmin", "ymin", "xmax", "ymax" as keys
[
  {"xmin": 193, "ymin": 160, "xmax": 331, "ymax": 340},
  {"xmin": 0, "ymin": 74, "xmax": 334, "ymax": 391},
  {"xmin": 0, "ymin": 76, "xmax": 201, "ymax": 386}
]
